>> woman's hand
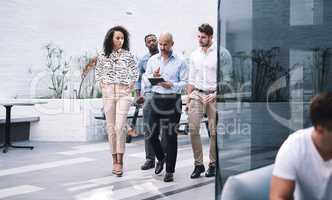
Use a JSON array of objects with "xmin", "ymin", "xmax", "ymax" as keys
[{"xmin": 126, "ymin": 82, "xmax": 135, "ymax": 94}]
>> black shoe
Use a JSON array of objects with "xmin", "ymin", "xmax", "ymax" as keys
[
  {"xmin": 126, "ymin": 135, "xmax": 132, "ymax": 143},
  {"xmin": 155, "ymin": 158, "xmax": 165, "ymax": 174},
  {"xmin": 141, "ymin": 160, "xmax": 155, "ymax": 170},
  {"xmin": 205, "ymin": 163, "xmax": 216, "ymax": 177},
  {"xmin": 190, "ymin": 165, "xmax": 205, "ymax": 179},
  {"xmin": 164, "ymin": 172, "xmax": 174, "ymax": 182}
]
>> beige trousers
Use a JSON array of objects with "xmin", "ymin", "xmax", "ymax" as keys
[
  {"xmin": 188, "ymin": 90, "xmax": 217, "ymax": 166},
  {"xmin": 101, "ymin": 83, "xmax": 132, "ymax": 154}
]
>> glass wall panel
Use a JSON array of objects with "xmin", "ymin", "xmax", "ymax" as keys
[{"xmin": 216, "ymin": 0, "xmax": 332, "ymax": 198}]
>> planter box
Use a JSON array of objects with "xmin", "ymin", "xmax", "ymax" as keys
[{"xmin": 29, "ymin": 98, "xmax": 106, "ymax": 142}]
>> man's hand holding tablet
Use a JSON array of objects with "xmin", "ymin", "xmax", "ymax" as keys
[{"xmin": 148, "ymin": 77, "xmax": 166, "ymax": 85}]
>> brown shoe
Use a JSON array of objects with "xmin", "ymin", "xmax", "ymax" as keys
[
  {"xmin": 112, "ymin": 154, "xmax": 117, "ymax": 174},
  {"xmin": 116, "ymin": 153, "xmax": 124, "ymax": 177},
  {"xmin": 116, "ymin": 163, "xmax": 123, "ymax": 177}
]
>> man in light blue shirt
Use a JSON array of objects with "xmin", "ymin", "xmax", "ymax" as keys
[
  {"xmin": 143, "ymin": 50, "xmax": 187, "ymax": 94},
  {"xmin": 143, "ymin": 32, "xmax": 188, "ymax": 182},
  {"xmin": 135, "ymin": 34, "xmax": 158, "ymax": 96}
]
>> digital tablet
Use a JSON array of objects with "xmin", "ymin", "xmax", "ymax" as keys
[{"xmin": 148, "ymin": 77, "xmax": 166, "ymax": 85}]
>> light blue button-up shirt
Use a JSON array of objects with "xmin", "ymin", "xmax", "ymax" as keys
[
  {"xmin": 135, "ymin": 53, "xmax": 152, "ymax": 94},
  {"xmin": 143, "ymin": 51, "xmax": 188, "ymax": 94}
]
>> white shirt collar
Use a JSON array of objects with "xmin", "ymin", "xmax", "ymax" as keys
[{"xmin": 199, "ymin": 43, "xmax": 215, "ymax": 54}]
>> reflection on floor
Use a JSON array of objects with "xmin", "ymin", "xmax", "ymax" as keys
[
  {"xmin": 0, "ymin": 132, "xmax": 214, "ymax": 200},
  {"xmin": 216, "ymin": 103, "xmax": 284, "ymax": 188},
  {"xmin": 218, "ymin": 134, "xmax": 279, "ymax": 186}
]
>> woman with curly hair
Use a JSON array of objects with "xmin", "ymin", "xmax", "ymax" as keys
[{"xmin": 95, "ymin": 26, "xmax": 138, "ymax": 176}]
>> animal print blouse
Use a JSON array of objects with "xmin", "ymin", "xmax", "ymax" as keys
[{"xmin": 95, "ymin": 49, "xmax": 138, "ymax": 85}]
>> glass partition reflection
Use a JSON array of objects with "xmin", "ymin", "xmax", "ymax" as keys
[{"xmin": 216, "ymin": 0, "xmax": 332, "ymax": 199}]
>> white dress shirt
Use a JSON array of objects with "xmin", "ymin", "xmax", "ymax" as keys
[{"xmin": 188, "ymin": 45, "xmax": 217, "ymax": 91}]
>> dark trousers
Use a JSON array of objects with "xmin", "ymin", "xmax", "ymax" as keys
[
  {"xmin": 148, "ymin": 93, "xmax": 182, "ymax": 173},
  {"xmin": 142, "ymin": 94, "xmax": 167, "ymax": 161},
  {"xmin": 130, "ymin": 93, "xmax": 166, "ymax": 162}
]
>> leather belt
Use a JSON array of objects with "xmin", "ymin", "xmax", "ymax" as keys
[
  {"xmin": 194, "ymin": 88, "xmax": 216, "ymax": 95},
  {"xmin": 153, "ymin": 92, "xmax": 180, "ymax": 96}
]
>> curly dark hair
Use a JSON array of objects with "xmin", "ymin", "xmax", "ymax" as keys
[{"xmin": 103, "ymin": 25, "xmax": 130, "ymax": 57}]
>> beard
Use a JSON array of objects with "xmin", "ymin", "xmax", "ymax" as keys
[
  {"xmin": 200, "ymin": 42, "xmax": 210, "ymax": 47},
  {"xmin": 149, "ymin": 45, "xmax": 158, "ymax": 53}
]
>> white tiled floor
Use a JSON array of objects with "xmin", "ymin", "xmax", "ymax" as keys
[{"xmin": 0, "ymin": 133, "xmax": 214, "ymax": 200}]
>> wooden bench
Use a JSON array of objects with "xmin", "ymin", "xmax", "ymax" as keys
[
  {"xmin": 0, "ymin": 116, "xmax": 40, "ymax": 124},
  {"xmin": 0, "ymin": 116, "xmax": 40, "ymax": 142}
]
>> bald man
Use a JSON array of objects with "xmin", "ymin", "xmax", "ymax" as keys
[{"xmin": 143, "ymin": 33, "xmax": 188, "ymax": 182}]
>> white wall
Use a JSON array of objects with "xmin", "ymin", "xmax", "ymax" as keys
[{"xmin": 0, "ymin": 0, "xmax": 217, "ymax": 98}]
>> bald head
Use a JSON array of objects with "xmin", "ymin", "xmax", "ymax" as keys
[
  {"xmin": 159, "ymin": 32, "xmax": 173, "ymax": 43},
  {"xmin": 158, "ymin": 32, "xmax": 174, "ymax": 55}
]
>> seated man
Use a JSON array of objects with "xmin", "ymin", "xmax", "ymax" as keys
[{"xmin": 270, "ymin": 92, "xmax": 332, "ymax": 200}]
